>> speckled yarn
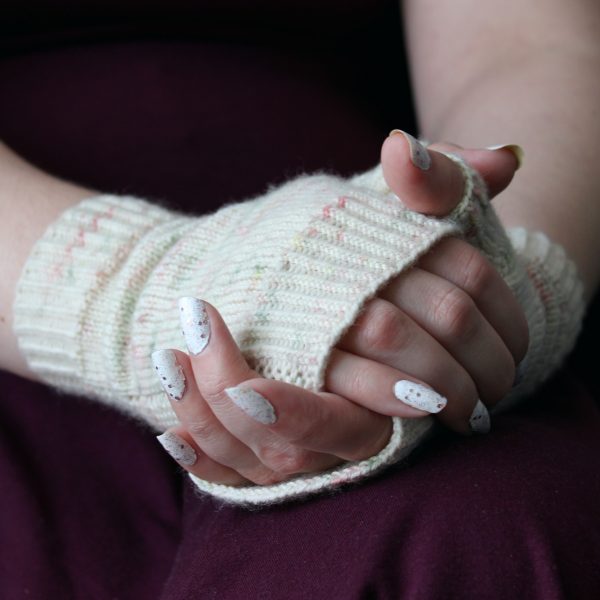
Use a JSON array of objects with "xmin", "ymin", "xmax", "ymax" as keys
[{"xmin": 13, "ymin": 159, "xmax": 584, "ymax": 505}]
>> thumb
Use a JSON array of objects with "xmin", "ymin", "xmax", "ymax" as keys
[{"xmin": 380, "ymin": 131, "xmax": 522, "ymax": 217}]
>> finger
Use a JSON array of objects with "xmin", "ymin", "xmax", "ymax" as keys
[
  {"xmin": 428, "ymin": 141, "xmax": 522, "ymax": 197},
  {"xmin": 335, "ymin": 298, "xmax": 495, "ymax": 434},
  {"xmin": 325, "ymin": 349, "xmax": 485, "ymax": 436},
  {"xmin": 178, "ymin": 297, "xmax": 343, "ymax": 477},
  {"xmin": 380, "ymin": 268, "xmax": 516, "ymax": 406},
  {"xmin": 224, "ymin": 378, "xmax": 393, "ymax": 462},
  {"xmin": 380, "ymin": 132, "xmax": 520, "ymax": 216},
  {"xmin": 152, "ymin": 347, "xmax": 282, "ymax": 485},
  {"xmin": 381, "ymin": 131, "xmax": 465, "ymax": 216},
  {"xmin": 338, "ymin": 296, "xmax": 464, "ymax": 385},
  {"xmin": 417, "ymin": 237, "xmax": 529, "ymax": 364},
  {"xmin": 156, "ymin": 427, "xmax": 248, "ymax": 485}
]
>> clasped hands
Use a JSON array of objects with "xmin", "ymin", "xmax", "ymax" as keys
[{"xmin": 153, "ymin": 133, "xmax": 527, "ymax": 486}]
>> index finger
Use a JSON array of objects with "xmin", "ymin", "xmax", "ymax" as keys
[
  {"xmin": 226, "ymin": 379, "xmax": 393, "ymax": 463},
  {"xmin": 179, "ymin": 297, "xmax": 392, "ymax": 463}
]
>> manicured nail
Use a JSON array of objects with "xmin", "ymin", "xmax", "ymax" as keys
[
  {"xmin": 485, "ymin": 144, "xmax": 524, "ymax": 170},
  {"xmin": 469, "ymin": 400, "xmax": 491, "ymax": 434},
  {"xmin": 156, "ymin": 431, "xmax": 197, "ymax": 466},
  {"xmin": 389, "ymin": 129, "xmax": 431, "ymax": 170},
  {"xmin": 225, "ymin": 386, "xmax": 277, "ymax": 424},
  {"xmin": 179, "ymin": 297, "xmax": 211, "ymax": 355},
  {"xmin": 393, "ymin": 380, "xmax": 447, "ymax": 413},
  {"xmin": 151, "ymin": 349, "xmax": 186, "ymax": 401}
]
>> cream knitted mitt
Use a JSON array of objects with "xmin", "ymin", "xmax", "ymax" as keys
[{"xmin": 13, "ymin": 159, "xmax": 584, "ymax": 505}]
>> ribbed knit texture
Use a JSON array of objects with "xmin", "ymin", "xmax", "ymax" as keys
[{"xmin": 13, "ymin": 160, "xmax": 584, "ymax": 505}]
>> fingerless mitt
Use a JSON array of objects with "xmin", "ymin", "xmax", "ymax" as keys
[{"xmin": 13, "ymin": 161, "xmax": 584, "ymax": 505}]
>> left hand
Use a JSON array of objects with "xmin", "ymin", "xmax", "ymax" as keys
[{"xmin": 153, "ymin": 299, "xmax": 392, "ymax": 486}]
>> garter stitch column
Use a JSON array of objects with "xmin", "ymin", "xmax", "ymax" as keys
[{"xmin": 13, "ymin": 160, "xmax": 584, "ymax": 505}]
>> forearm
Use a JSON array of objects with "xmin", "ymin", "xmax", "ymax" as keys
[
  {"xmin": 403, "ymin": 0, "xmax": 600, "ymax": 300},
  {"xmin": 0, "ymin": 142, "xmax": 94, "ymax": 377}
]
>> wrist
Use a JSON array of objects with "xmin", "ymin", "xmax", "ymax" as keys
[{"xmin": 0, "ymin": 143, "xmax": 94, "ymax": 376}]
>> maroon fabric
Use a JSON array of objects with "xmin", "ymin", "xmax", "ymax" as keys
[
  {"xmin": 165, "ymin": 372, "xmax": 600, "ymax": 600},
  {"xmin": 1, "ymin": 3, "xmax": 600, "ymax": 598}
]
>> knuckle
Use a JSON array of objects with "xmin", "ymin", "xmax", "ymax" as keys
[
  {"xmin": 258, "ymin": 444, "xmax": 310, "ymax": 475},
  {"xmin": 432, "ymin": 286, "xmax": 479, "ymax": 342},
  {"xmin": 342, "ymin": 364, "xmax": 373, "ymax": 402},
  {"xmin": 186, "ymin": 416, "xmax": 219, "ymax": 443},
  {"xmin": 358, "ymin": 301, "xmax": 411, "ymax": 355},
  {"xmin": 458, "ymin": 246, "xmax": 495, "ymax": 299},
  {"xmin": 199, "ymin": 377, "xmax": 231, "ymax": 407},
  {"xmin": 285, "ymin": 401, "xmax": 328, "ymax": 448},
  {"xmin": 244, "ymin": 467, "xmax": 286, "ymax": 486}
]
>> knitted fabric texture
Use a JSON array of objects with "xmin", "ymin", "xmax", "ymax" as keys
[{"xmin": 13, "ymin": 160, "xmax": 584, "ymax": 505}]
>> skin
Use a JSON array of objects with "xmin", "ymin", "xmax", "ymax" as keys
[
  {"xmin": 401, "ymin": 0, "xmax": 600, "ymax": 299},
  {"xmin": 158, "ymin": 145, "xmax": 528, "ymax": 485}
]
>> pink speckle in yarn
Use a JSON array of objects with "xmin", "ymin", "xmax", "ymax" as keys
[
  {"xmin": 337, "ymin": 196, "xmax": 347, "ymax": 209},
  {"xmin": 49, "ymin": 208, "xmax": 115, "ymax": 282}
]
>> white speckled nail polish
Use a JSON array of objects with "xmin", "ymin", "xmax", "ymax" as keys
[
  {"xmin": 393, "ymin": 380, "xmax": 447, "ymax": 413},
  {"xmin": 151, "ymin": 349, "xmax": 186, "ymax": 401},
  {"xmin": 179, "ymin": 297, "xmax": 211, "ymax": 355},
  {"xmin": 469, "ymin": 400, "xmax": 491, "ymax": 434},
  {"xmin": 225, "ymin": 386, "xmax": 277, "ymax": 424},
  {"xmin": 156, "ymin": 431, "xmax": 197, "ymax": 466},
  {"xmin": 390, "ymin": 129, "xmax": 431, "ymax": 170}
]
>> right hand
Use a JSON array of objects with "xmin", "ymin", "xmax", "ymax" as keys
[
  {"xmin": 155, "ymin": 136, "xmax": 529, "ymax": 485},
  {"xmin": 155, "ymin": 299, "xmax": 392, "ymax": 486},
  {"xmin": 330, "ymin": 134, "xmax": 528, "ymax": 434}
]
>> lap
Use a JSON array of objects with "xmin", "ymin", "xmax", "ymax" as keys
[
  {"xmin": 162, "ymin": 371, "xmax": 600, "ymax": 600},
  {"xmin": 2, "ymin": 370, "xmax": 599, "ymax": 600},
  {"xmin": 0, "ymin": 374, "xmax": 182, "ymax": 600}
]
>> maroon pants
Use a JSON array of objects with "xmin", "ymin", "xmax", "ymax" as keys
[
  {"xmin": 2, "ymin": 369, "xmax": 599, "ymax": 599},
  {"xmin": 2, "ymin": 9, "xmax": 600, "ymax": 597}
]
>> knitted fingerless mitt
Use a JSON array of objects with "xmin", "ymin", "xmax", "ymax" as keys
[
  {"xmin": 13, "ymin": 168, "xmax": 464, "ymax": 503},
  {"xmin": 13, "ymin": 162, "xmax": 583, "ymax": 505}
]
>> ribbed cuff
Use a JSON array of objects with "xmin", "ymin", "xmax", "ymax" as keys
[
  {"xmin": 13, "ymin": 195, "xmax": 183, "ymax": 423},
  {"xmin": 189, "ymin": 416, "xmax": 435, "ymax": 506},
  {"xmin": 499, "ymin": 228, "xmax": 585, "ymax": 408}
]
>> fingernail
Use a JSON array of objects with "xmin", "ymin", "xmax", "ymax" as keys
[
  {"xmin": 469, "ymin": 400, "xmax": 491, "ymax": 434},
  {"xmin": 485, "ymin": 144, "xmax": 524, "ymax": 170},
  {"xmin": 179, "ymin": 297, "xmax": 211, "ymax": 355},
  {"xmin": 151, "ymin": 349, "xmax": 186, "ymax": 401},
  {"xmin": 225, "ymin": 386, "xmax": 277, "ymax": 424},
  {"xmin": 156, "ymin": 431, "xmax": 197, "ymax": 466},
  {"xmin": 389, "ymin": 129, "xmax": 432, "ymax": 170},
  {"xmin": 393, "ymin": 380, "xmax": 447, "ymax": 413}
]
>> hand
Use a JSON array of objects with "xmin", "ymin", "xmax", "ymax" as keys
[
  {"xmin": 154, "ymin": 135, "xmax": 528, "ymax": 486},
  {"xmin": 329, "ymin": 133, "xmax": 528, "ymax": 434},
  {"xmin": 154, "ymin": 299, "xmax": 391, "ymax": 485}
]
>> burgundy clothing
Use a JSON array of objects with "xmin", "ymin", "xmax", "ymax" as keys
[{"xmin": 1, "ymin": 2, "xmax": 599, "ymax": 598}]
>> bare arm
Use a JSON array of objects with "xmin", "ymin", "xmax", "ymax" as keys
[
  {"xmin": 403, "ymin": 0, "xmax": 600, "ymax": 299},
  {"xmin": 0, "ymin": 142, "xmax": 94, "ymax": 377}
]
